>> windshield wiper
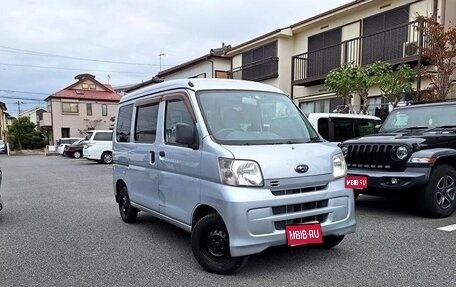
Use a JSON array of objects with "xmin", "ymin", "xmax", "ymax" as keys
[
  {"xmin": 426, "ymin": 125, "xmax": 456, "ymax": 132},
  {"xmin": 393, "ymin": 126, "xmax": 429, "ymax": 133}
]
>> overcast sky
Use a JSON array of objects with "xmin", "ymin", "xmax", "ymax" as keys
[{"xmin": 0, "ymin": 0, "xmax": 353, "ymax": 116}]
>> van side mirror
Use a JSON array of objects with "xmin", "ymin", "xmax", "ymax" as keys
[{"xmin": 175, "ymin": 123, "xmax": 196, "ymax": 146}]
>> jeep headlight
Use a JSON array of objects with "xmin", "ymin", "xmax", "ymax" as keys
[
  {"xmin": 219, "ymin": 158, "xmax": 263, "ymax": 186},
  {"xmin": 395, "ymin": 145, "xmax": 409, "ymax": 160},
  {"xmin": 333, "ymin": 153, "xmax": 347, "ymax": 179}
]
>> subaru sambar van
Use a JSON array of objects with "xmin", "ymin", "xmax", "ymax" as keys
[{"xmin": 112, "ymin": 79, "xmax": 356, "ymax": 274}]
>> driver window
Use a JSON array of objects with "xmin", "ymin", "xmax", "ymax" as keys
[{"xmin": 165, "ymin": 99, "xmax": 194, "ymax": 144}]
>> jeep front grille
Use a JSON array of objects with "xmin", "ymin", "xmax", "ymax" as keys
[{"xmin": 345, "ymin": 144, "xmax": 395, "ymax": 170}]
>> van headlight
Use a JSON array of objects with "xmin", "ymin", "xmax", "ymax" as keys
[
  {"xmin": 219, "ymin": 158, "xmax": 263, "ymax": 187},
  {"xmin": 333, "ymin": 153, "xmax": 347, "ymax": 179}
]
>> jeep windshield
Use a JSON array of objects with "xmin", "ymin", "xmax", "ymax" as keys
[
  {"xmin": 379, "ymin": 105, "xmax": 456, "ymax": 133},
  {"xmin": 197, "ymin": 90, "xmax": 320, "ymax": 145}
]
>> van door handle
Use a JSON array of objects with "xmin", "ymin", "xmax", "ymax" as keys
[
  {"xmin": 159, "ymin": 151, "xmax": 165, "ymax": 157},
  {"xmin": 150, "ymin": 151, "xmax": 155, "ymax": 164}
]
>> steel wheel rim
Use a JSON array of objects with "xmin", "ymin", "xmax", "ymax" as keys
[
  {"xmin": 435, "ymin": 175, "xmax": 455, "ymax": 209},
  {"xmin": 74, "ymin": 151, "xmax": 81, "ymax": 158},
  {"xmin": 204, "ymin": 227, "xmax": 229, "ymax": 260},
  {"xmin": 120, "ymin": 194, "xmax": 128, "ymax": 217}
]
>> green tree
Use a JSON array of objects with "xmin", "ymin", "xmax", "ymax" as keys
[
  {"xmin": 375, "ymin": 63, "xmax": 416, "ymax": 108},
  {"xmin": 7, "ymin": 117, "xmax": 47, "ymax": 150},
  {"xmin": 325, "ymin": 64, "xmax": 357, "ymax": 113}
]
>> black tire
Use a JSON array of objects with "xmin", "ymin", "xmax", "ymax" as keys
[
  {"xmin": 101, "ymin": 151, "xmax": 113, "ymax": 164},
  {"xmin": 191, "ymin": 213, "xmax": 248, "ymax": 275},
  {"xmin": 417, "ymin": 164, "xmax": 456, "ymax": 218},
  {"xmin": 118, "ymin": 186, "xmax": 138, "ymax": 223},
  {"xmin": 73, "ymin": 151, "xmax": 82, "ymax": 159},
  {"xmin": 316, "ymin": 235, "xmax": 345, "ymax": 249}
]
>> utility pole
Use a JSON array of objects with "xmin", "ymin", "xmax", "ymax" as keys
[
  {"xmin": 16, "ymin": 100, "xmax": 24, "ymax": 117},
  {"xmin": 158, "ymin": 52, "xmax": 166, "ymax": 72}
]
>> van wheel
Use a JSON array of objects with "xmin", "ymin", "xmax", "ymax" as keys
[
  {"xmin": 191, "ymin": 213, "xmax": 248, "ymax": 275},
  {"xmin": 101, "ymin": 151, "xmax": 113, "ymax": 164},
  {"xmin": 73, "ymin": 151, "xmax": 82, "ymax": 159},
  {"xmin": 119, "ymin": 186, "xmax": 138, "ymax": 223},
  {"xmin": 417, "ymin": 164, "xmax": 456, "ymax": 218}
]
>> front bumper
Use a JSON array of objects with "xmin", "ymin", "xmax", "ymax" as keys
[
  {"xmin": 200, "ymin": 176, "xmax": 356, "ymax": 257},
  {"xmin": 347, "ymin": 166, "xmax": 432, "ymax": 191}
]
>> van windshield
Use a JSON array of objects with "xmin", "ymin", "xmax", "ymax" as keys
[{"xmin": 197, "ymin": 91, "xmax": 320, "ymax": 145}]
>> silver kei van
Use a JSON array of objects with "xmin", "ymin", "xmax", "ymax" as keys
[{"xmin": 112, "ymin": 79, "xmax": 356, "ymax": 274}]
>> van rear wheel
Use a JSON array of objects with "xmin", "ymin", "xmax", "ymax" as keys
[
  {"xmin": 101, "ymin": 151, "xmax": 113, "ymax": 164},
  {"xmin": 191, "ymin": 213, "xmax": 248, "ymax": 275}
]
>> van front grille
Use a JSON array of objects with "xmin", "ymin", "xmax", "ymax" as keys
[
  {"xmin": 271, "ymin": 185, "xmax": 327, "ymax": 196},
  {"xmin": 272, "ymin": 200, "xmax": 328, "ymax": 230}
]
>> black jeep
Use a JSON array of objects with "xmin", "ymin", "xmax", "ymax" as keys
[{"xmin": 339, "ymin": 101, "xmax": 456, "ymax": 218}]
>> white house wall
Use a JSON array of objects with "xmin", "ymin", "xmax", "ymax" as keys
[{"xmin": 162, "ymin": 59, "xmax": 230, "ymax": 81}]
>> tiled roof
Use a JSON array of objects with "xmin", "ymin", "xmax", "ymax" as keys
[{"xmin": 50, "ymin": 89, "xmax": 122, "ymax": 102}]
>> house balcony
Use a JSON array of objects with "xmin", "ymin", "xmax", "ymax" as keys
[
  {"xmin": 38, "ymin": 112, "xmax": 52, "ymax": 128},
  {"xmin": 292, "ymin": 20, "xmax": 426, "ymax": 87},
  {"xmin": 229, "ymin": 57, "xmax": 279, "ymax": 82}
]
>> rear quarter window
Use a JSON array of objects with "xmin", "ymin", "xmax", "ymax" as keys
[{"xmin": 93, "ymin": 132, "xmax": 113, "ymax": 141}]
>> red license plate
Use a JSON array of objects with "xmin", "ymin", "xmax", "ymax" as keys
[
  {"xmin": 345, "ymin": 176, "xmax": 368, "ymax": 189},
  {"xmin": 286, "ymin": 223, "xmax": 323, "ymax": 246}
]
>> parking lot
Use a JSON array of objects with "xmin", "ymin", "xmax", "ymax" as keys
[{"xmin": 0, "ymin": 155, "xmax": 455, "ymax": 286}]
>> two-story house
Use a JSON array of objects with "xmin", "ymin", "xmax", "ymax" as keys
[
  {"xmin": 125, "ymin": 44, "xmax": 232, "ymax": 93},
  {"xmin": 40, "ymin": 73, "xmax": 122, "ymax": 145},
  {"xmin": 227, "ymin": 0, "xmax": 456, "ymax": 114},
  {"xmin": 19, "ymin": 106, "xmax": 47, "ymax": 128}
]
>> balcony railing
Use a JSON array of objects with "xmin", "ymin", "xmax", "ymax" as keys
[
  {"xmin": 292, "ymin": 20, "xmax": 426, "ymax": 86},
  {"xmin": 230, "ymin": 57, "xmax": 279, "ymax": 82}
]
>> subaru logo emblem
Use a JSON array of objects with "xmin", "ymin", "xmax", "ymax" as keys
[{"xmin": 295, "ymin": 164, "xmax": 309, "ymax": 173}]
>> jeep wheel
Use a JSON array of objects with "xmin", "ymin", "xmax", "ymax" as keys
[
  {"xmin": 191, "ymin": 213, "xmax": 248, "ymax": 275},
  {"xmin": 418, "ymin": 164, "xmax": 456, "ymax": 218},
  {"xmin": 101, "ymin": 151, "xmax": 113, "ymax": 164},
  {"xmin": 118, "ymin": 186, "xmax": 138, "ymax": 223}
]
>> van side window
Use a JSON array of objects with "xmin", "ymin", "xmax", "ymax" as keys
[
  {"xmin": 317, "ymin": 118, "xmax": 329, "ymax": 141},
  {"xmin": 165, "ymin": 100, "xmax": 193, "ymax": 144},
  {"xmin": 135, "ymin": 104, "xmax": 159, "ymax": 143},
  {"xmin": 116, "ymin": 104, "xmax": 134, "ymax": 142},
  {"xmin": 357, "ymin": 119, "xmax": 377, "ymax": 137}
]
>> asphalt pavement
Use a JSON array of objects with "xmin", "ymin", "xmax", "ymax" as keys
[{"xmin": 0, "ymin": 155, "xmax": 454, "ymax": 286}]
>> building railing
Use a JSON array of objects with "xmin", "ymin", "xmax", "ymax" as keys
[
  {"xmin": 230, "ymin": 57, "xmax": 279, "ymax": 82},
  {"xmin": 292, "ymin": 19, "xmax": 426, "ymax": 85}
]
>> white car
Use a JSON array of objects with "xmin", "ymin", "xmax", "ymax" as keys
[
  {"xmin": 83, "ymin": 130, "xmax": 113, "ymax": 164},
  {"xmin": 57, "ymin": 138, "xmax": 83, "ymax": 155},
  {"xmin": 307, "ymin": 113, "xmax": 382, "ymax": 143}
]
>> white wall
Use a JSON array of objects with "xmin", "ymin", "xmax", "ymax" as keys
[{"xmin": 162, "ymin": 58, "xmax": 230, "ymax": 81}]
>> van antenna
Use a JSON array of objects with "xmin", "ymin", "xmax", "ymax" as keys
[{"xmin": 188, "ymin": 81, "xmax": 194, "ymax": 87}]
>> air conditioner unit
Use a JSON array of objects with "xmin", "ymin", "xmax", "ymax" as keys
[{"xmin": 403, "ymin": 41, "xmax": 418, "ymax": 57}]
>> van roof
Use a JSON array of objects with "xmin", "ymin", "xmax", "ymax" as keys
[
  {"xmin": 120, "ymin": 79, "xmax": 285, "ymax": 104},
  {"xmin": 307, "ymin": 113, "xmax": 381, "ymax": 121}
]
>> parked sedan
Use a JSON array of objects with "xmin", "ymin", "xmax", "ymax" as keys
[
  {"xmin": 0, "ymin": 168, "xmax": 3, "ymax": 211},
  {"xmin": 0, "ymin": 140, "xmax": 7, "ymax": 154},
  {"xmin": 64, "ymin": 139, "xmax": 85, "ymax": 158}
]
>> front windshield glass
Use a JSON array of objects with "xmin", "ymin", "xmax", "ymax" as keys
[
  {"xmin": 380, "ymin": 105, "xmax": 456, "ymax": 133},
  {"xmin": 197, "ymin": 90, "xmax": 319, "ymax": 145}
]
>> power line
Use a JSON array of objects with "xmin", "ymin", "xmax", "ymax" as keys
[
  {"xmin": 0, "ymin": 62, "xmax": 154, "ymax": 75},
  {"xmin": 0, "ymin": 89, "xmax": 48, "ymax": 95},
  {"xmin": 0, "ymin": 45, "xmax": 169, "ymax": 66}
]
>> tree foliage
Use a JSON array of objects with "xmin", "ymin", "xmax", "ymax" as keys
[
  {"xmin": 417, "ymin": 16, "xmax": 456, "ymax": 100},
  {"xmin": 325, "ymin": 61, "xmax": 415, "ymax": 113},
  {"xmin": 7, "ymin": 117, "xmax": 47, "ymax": 150},
  {"xmin": 375, "ymin": 63, "xmax": 416, "ymax": 108}
]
